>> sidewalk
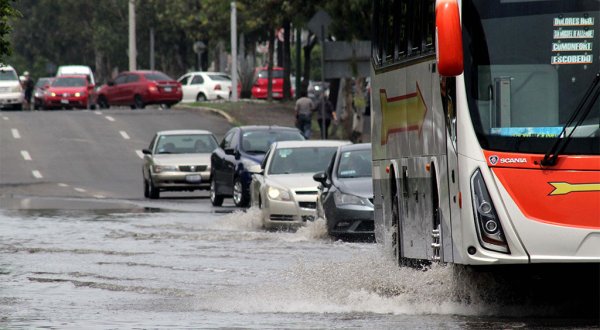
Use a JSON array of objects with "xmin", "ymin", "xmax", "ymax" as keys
[
  {"xmin": 181, "ymin": 100, "xmax": 296, "ymax": 127},
  {"xmin": 182, "ymin": 100, "xmax": 371, "ymax": 142}
]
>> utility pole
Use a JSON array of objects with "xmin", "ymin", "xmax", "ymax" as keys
[
  {"xmin": 150, "ymin": 28, "xmax": 155, "ymax": 71},
  {"xmin": 230, "ymin": 1, "xmax": 238, "ymax": 101},
  {"xmin": 128, "ymin": 0, "xmax": 136, "ymax": 71}
]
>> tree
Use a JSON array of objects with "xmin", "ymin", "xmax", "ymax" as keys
[{"xmin": 0, "ymin": 0, "xmax": 19, "ymax": 63}]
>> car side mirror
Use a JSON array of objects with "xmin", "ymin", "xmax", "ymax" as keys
[
  {"xmin": 313, "ymin": 171, "xmax": 327, "ymax": 184},
  {"xmin": 436, "ymin": 0, "xmax": 464, "ymax": 76},
  {"xmin": 224, "ymin": 147, "xmax": 235, "ymax": 156},
  {"xmin": 88, "ymin": 84, "xmax": 95, "ymax": 90},
  {"xmin": 107, "ymin": 80, "xmax": 115, "ymax": 86},
  {"xmin": 142, "ymin": 149, "xmax": 152, "ymax": 155}
]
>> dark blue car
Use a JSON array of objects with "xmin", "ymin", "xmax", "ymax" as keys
[{"xmin": 210, "ymin": 125, "xmax": 304, "ymax": 207}]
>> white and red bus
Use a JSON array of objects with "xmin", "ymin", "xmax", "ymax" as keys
[{"xmin": 371, "ymin": 0, "xmax": 599, "ymax": 265}]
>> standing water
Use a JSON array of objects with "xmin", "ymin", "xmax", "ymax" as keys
[{"xmin": 0, "ymin": 207, "xmax": 596, "ymax": 328}]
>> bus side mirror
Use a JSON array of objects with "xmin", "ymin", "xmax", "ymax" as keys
[{"xmin": 436, "ymin": 0, "xmax": 464, "ymax": 77}]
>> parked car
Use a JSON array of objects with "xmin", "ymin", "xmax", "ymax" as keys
[
  {"xmin": 251, "ymin": 67, "xmax": 294, "ymax": 99},
  {"xmin": 56, "ymin": 65, "xmax": 96, "ymax": 86},
  {"xmin": 210, "ymin": 125, "xmax": 305, "ymax": 207},
  {"xmin": 250, "ymin": 140, "xmax": 351, "ymax": 230},
  {"xmin": 313, "ymin": 143, "xmax": 374, "ymax": 241},
  {"xmin": 33, "ymin": 77, "xmax": 53, "ymax": 110},
  {"xmin": 178, "ymin": 71, "xmax": 233, "ymax": 102},
  {"xmin": 42, "ymin": 75, "xmax": 96, "ymax": 110},
  {"xmin": 0, "ymin": 65, "xmax": 23, "ymax": 110},
  {"xmin": 142, "ymin": 130, "xmax": 219, "ymax": 199},
  {"xmin": 96, "ymin": 70, "xmax": 182, "ymax": 109}
]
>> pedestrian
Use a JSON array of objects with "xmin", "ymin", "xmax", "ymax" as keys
[
  {"xmin": 22, "ymin": 71, "xmax": 34, "ymax": 110},
  {"xmin": 295, "ymin": 90, "xmax": 315, "ymax": 139},
  {"xmin": 316, "ymin": 96, "xmax": 337, "ymax": 139}
]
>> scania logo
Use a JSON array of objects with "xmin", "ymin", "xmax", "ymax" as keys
[{"xmin": 489, "ymin": 155, "xmax": 499, "ymax": 165}]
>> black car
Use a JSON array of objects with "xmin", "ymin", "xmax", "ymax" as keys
[
  {"xmin": 210, "ymin": 125, "xmax": 304, "ymax": 207},
  {"xmin": 313, "ymin": 143, "xmax": 374, "ymax": 241}
]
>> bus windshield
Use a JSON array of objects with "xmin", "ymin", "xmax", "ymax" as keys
[{"xmin": 462, "ymin": 0, "xmax": 599, "ymax": 154}]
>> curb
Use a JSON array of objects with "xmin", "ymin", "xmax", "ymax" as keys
[{"xmin": 178, "ymin": 104, "xmax": 236, "ymax": 124}]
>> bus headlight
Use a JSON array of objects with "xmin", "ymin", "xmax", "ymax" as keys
[{"xmin": 470, "ymin": 169, "xmax": 509, "ymax": 253}]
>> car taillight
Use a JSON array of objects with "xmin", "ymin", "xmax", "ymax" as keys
[
  {"xmin": 148, "ymin": 84, "xmax": 158, "ymax": 93},
  {"xmin": 214, "ymin": 84, "xmax": 221, "ymax": 91}
]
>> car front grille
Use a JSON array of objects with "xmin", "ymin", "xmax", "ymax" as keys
[
  {"xmin": 295, "ymin": 190, "xmax": 318, "ymax": 195},
  {"xmin": 298, "ymin": 202, "xmax": 316, "ymax": 209},
  {"xmin": 179, "ymin": 165, "xmax": 207, "ymax": 172},
  {"xmin": 356, "ymin": 220, "xmax": 375, "ymax": 232},
  {"xmin": 270, "ymin": 214, "xmax": 294, "ymax": 221}
]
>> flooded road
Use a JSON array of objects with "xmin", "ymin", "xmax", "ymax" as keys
[{"xmin": 1, "ymin": 204, "xmax": 597, "ymax": 329}]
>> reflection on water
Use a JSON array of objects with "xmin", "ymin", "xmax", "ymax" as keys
[{"xmin": 0, "ymin": 207, "xmax": 597, "ymax": 328}]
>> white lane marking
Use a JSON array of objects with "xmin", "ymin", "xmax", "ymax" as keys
[
  {"xmin": 32, "ymin": 170, "xmax": 43, "ymax": 179},
  {"xmin": 58, "ymin": 183, "xmax": 69, "ymax": 187},
  {"xmin": 11, "ymin": 128, "xmax": 20, "ymax": 139},
  {"xmin": 120, "ymin": 131, "xmax": 130, "ymax": 140},
  {"xmin": 2, "ymin": 116, "xmax": 8, "ymax": 121},
  {"xmin": 94, "ymin": 111, "xmax": 102, "ymax": 115},
  {"xmin": 20, "ymin": 150, "xmax": 32, "ymax": 161},
  {"xmin": 105, "ymin": 116, "xmax": 115, "ymax": 122},
  {"xmin": 135, "ymin": 150, "xmax": 144, "ymax": 159},
  {"xmin": 74, "ymin": 187, "xmax": 86, "ymax": 193},
  {"xmin": 93, "ymin": 194, "xmax": 105, "ymax": 199}
]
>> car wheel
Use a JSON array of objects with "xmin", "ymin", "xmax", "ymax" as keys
[
  {"xmin": 196, "ymin": 93, "xmax": 207, "ymax": 102},
  {"xmin": 210, "ymin": 178, "xmax": 224, "ymax": 206},
  {"xmin": 233, "ymin": 178, "xmax": 249, "ymax": 207},
  {"xmin": 148, "ymin": 179, "xmax": 160, "ymax": 199},
  {"xmin": 143, "ymin": 179, "xmax": 150, "ymax": 198},
  {"xmin": 97, "ymin": 96, "xmax": 109, "ymax": 109},
  {"xmin": 133, "ymin": 95, "xmax": 145, "ymax": 109}
]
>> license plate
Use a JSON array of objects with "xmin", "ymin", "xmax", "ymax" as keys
[
  {"xmin": 185, "ymin": 175, "xmax": 201, "ymax": 183},
  {"xmin": 164, "ymin": 87, "xmax": 172, "ymax": 92},
  {"xmin": 61, "ymin": 99, "xmax": 69, "ymax": 104}
]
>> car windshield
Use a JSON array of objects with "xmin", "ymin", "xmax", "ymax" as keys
[
  {"xmin": 0, "ymin": 70, "xmax": 18, "ymax": 81},
  {"xmin": 269, "ymin": 146, "xmax": 338, "ymax": 175},
  {"xmin": 52, "ymin": 77, "xmax": 86, "ymax": 87},
  {"xmin": 462, "ymin": 0, "xmax": 599, "ymax": 154},
  {"xmin": 155, "ymin": 134, "xmax": 218, "ymax": 154},
  {"xmin": 35, "ymin": 78, "xmax": 51, "ymax": 88},
  {"xmin": 240, "ymin": 130, "xmax": 304, "ymax": 154},
  {"xmin": 144, "ymin": 72, "xmax": 172, "ymax": 81},
  {"xmin": 337, "ymin": 149, "xmax": 372, "ymax": 178},
  {"xmin": 208, "ymin": 74, "xmax": 231, "ymax": 81}
]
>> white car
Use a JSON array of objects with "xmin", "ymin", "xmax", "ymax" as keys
[
  {"xmin": 177, "ymin": 71, "xmax": 232, "ymax": 102},
  {"xmin": 0, "ymin": 65, "xmax": 23, "ymax": 110},
  {"xmin": 250, "ymin": 140, "xmax": 351, "ymax": 230},
  {"xmin": 56, "ymin": 65, "xmax": 96, "ymax": 86}
]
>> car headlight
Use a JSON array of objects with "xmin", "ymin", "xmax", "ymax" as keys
[
  {"xmin": 267, "ymin": 185, "xmax": 291, "ymax": 201},
  {"xmin": 12, "ymin": 86, "xmax": 22, "ymax": 92},
  {"xmin": 334, "ymin": 190, "xmax": 370, "ymax": 206},
  {"xmin": 241, "ymin": 158, "xmax": 262, "ymax": 173},
  {"xmin": 50, "ymin": 92, "xmax": 56, "ymax": 97},
  {"xmin": 75, "ymin": 92, "xmax": 84, "ymax": 97},
  {"xmin": 152, "ymin": 165, "xmax": 178, "ymax": 173}
]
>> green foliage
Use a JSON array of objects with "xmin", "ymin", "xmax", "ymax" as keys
[
  {"xmin": 0, "ymin": 0, "xmax": 20, "ymax": 64},
  {"xmin": 6, "ymin": 0, "xmax": 371, "ymax": 87}
]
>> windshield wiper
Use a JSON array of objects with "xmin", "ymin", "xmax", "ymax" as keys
[{"xmin": 541, "ymin": 73, "xmax": 600, "ymax": 166}]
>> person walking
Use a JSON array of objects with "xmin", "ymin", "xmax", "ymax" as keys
[
  {"xmin": 22, "ymin": 71, "xmax": 34, "ymax": 110},
  {"xmin": 316, "ymin": 96, "xmax": 337, "ymax": 139},
  {"xmin": 295, "ymin": 90, "xmax": 315, "ymax": 139}
]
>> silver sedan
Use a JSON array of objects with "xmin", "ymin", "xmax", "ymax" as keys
[
  {"xmin": 142, "ymin": 130, "xmax": 218, "ymax": 199},
  {"xmin": 250, "ymin": 140, "xmax": 351, "ymax": 230}
]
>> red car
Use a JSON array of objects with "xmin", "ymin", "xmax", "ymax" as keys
[
  {"xmin": 42, "ymin": 75, "xmax": 96, "ymax": 110},
  {"xmin": 96, "ymin": 70, "xmax": 182, "ymax": 109},
  {"xmin": 251, "ymin": 67, "xmax": 294, "ymax": 99}
]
